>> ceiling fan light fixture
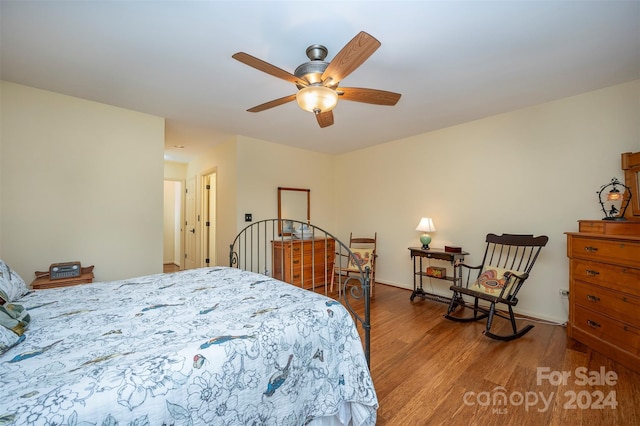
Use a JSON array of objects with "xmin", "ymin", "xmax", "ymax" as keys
[{"xmin": 296, "ymin": 85, "xmax": 338, "ymax": 113}]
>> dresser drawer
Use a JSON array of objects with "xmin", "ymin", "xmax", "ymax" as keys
[
  {"xmin": 288, "ymin": 254, "xmax": 333, "ymax": 271},
  {"xmin": 569, "ymin": 236, "xmax": 640, "ymax": 268},
  {"xmin": 570, "ymin": 259, "xmax": 640, "ymax": 297},
  {"xmin": 272, "ymin": 238, "xmax": 335, "ymax": 288},
  {"xmin": 285, "ymin": 240, "xmax": 335, "ymax": 254},
  {"xmin": 291, "ymin": 264, "xmax": 332, "ymax": 287},
  {"xmin": 573, "ymin": 305, "xmax": 640, "ymax": 357},
  {"xmin": 573, "ymin": 280, "xmax": 640, "ymax": 327}
]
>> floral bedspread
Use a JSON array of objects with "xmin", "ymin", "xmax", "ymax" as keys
[{"xmin": 0, "ymin": 267, "xmax": 377, "ymax": 425}]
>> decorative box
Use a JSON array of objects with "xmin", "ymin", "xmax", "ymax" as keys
[{"xmin": 426, "ymin": 266, "xmax": 447, "ymax": 278}]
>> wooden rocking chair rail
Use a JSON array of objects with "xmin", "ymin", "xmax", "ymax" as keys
[{"xmin": 445, "ymin": 233, "xmax": 549, "ymax": 341}]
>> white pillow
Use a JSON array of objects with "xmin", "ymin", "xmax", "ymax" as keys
[
  {"xmin": 10, "ymin": 269, "xmax": 29, "ymax": 298},
  {"xmin": 0, "ymin": 260, "xmax": 29, "ymax": 303}
]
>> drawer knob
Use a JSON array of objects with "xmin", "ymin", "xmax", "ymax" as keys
[
  {"xmin": 584, "ymin": 246, "xmax": 599, "ymax": 252},
  {"xmin": 293, "ymin": 260, "xmax": 300, "ymax": 265},
  {"xmin": 585, "ymin": 269, "xmax": 600, "ymax": 276},
  {"xmin": 587, "ymin": 320, "xmax": 601, "ymax": 329},
  {"xmin": 586, "ymin": 294, "xmax": 601, "ymax": 302}
]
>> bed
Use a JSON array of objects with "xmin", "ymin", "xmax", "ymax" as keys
[{"xmin": 0, "ymin": 220, "xmax": 375, "ymax": 425}]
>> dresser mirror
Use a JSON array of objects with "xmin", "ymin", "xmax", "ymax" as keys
[
  {"xmin": 622, "ymin": 151, "xmax": 640, "ymax": 219},
  {"xmin": 278, "ymin": 187, "xmax": 310, "ymax": 235}
]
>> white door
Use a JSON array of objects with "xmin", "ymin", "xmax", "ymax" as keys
[{"xmin": 185, "ymin": 176, "xmax": 197, "ymax": 270}]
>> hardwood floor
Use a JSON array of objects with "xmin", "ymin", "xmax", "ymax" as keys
[
  {"xmin": 356, "ymin": 284, "xmax": 639, "ymax": 425},
  {"xmin": 163, "ymin": 263, "xmax": 180, "ymax": 273}
]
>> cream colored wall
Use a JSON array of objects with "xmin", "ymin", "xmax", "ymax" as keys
[
  {"xmin": 179, "ymin": 135, "xmax": 335, "ymax": 268},
  {"xmin": 334, "ymin": 80, "xmax": 640, "ymax": 323},
  {"xmin": 5, "ymin": 77, "xmax": 635, "ymax": 324},
  {"xmin": 164, "ymin": 160, "xmax": 187, "ymax": 181},
  {"xmin": 236, "ymin": 136, "xmax": 335, "ymax": 232},
  {"xmin": 0, "ymin": 81, "xmax": 165, "ymax": 282}
]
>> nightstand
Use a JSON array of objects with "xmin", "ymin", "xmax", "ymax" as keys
[
  {"xmin": 31, "ymin": 265, "xmax": 95, "ymax": 289},
  {"xmin": 408, "ymin": 247, "xmax": 468, "ymax": 303}
]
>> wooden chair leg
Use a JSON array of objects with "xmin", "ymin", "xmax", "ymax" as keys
[
  {"xmin": 446, "ymin": 292, "xmax": 459, "ymax": 315},
  {"xmin": 444, "ymin": 294, "xmax": 489, "ymax": 323},
  {"xmin": 483, "ymin": 304, "xmax": 534, "ymax": 341},
  {"xmin": 330, "ymin": 264, "xmax": 336, "ymax": 293},
  {"xmin": 370, "ymin": 271, "xmax": 375, "ymax": 298}
]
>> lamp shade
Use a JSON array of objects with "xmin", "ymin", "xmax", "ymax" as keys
[
  {"xmin": 415, "ymin": 217, "xmax": 436, "ymax": 249},
  {"xmin": 296, "ymin": 85, "xmax": 338, "ymax": 113},
  {"xmin": 415, "ymin": 217, "xmax": 436, "ymax": 232}
]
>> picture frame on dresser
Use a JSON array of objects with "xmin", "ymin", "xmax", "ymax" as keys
[{"xmin": 277, "ymin": 187, "xmax": 310, "ymax": 236}]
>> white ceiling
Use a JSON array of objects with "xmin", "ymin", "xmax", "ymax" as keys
[{"xmin": 1, "ymin": 1, "xmax": 639, "ymax": 162}]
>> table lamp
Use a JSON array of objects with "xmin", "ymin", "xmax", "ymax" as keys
[
  {"xmin": 416, "ymin": 217, "xmax": 436, "ymax": 250},
  {"xmin": 597, "ymin": 177, "xmax": 631, "ymax": 221}
]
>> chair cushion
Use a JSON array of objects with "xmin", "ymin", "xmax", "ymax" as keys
[
  {"xmin": 347, "ymin": 248, "xmax": 374, "ymax": 271},
  {"xmin": 0, "ymin": 325, "xmax": 24, "ymax": 356},
  {"xmin": 471, "ymin": 267, "xmax": 521, "ymax": 296},
  {"xmin": 0, "ymin": 303, "xmax": 31, "ymax": 336}
]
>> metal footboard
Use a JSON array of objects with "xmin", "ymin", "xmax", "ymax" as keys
[{"xmin": 229, "ymin": 219, "xmax": 372, "ymax": 365}]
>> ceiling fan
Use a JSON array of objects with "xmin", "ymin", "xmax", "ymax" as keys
[{"xmin": 232, "ymin": 31, "xmax": 401, "ymax": 128}]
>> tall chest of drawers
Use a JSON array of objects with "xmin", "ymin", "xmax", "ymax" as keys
[
  {"xmin": 566, "ymin": 220, "xmax": 640, "ymax": 373},
  {"xmin": 272, "ymin": 238, "xmax": 335, "ymax": 289}
]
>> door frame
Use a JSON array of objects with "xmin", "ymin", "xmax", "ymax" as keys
[
  {"xmin": 200, "ymin": 169, "xmax": 217, "ymax": 267},
  {"xmin": 184, "ymin": 175, "xmax": 198, "ymax": 270}
]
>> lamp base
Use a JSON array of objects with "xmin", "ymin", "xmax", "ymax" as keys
[
  {"xmin": 420, "ymin": 234, "xmax": 432, "ymax": 250},
  {"xmin": 603, "ymin": 216, "xmax": 628, "ymax": 221}
]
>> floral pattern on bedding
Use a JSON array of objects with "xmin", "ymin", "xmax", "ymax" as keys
[{"xmin": 0, "ymin": 267, "xmax": 377, "ymax": 425}]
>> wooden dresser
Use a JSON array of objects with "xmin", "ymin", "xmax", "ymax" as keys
[
  {"xmin": 566, "ymin": 220, "xmax": 640, "ymax": 373},
  {"xmin": 272, "ymin": 238, "xmax": 335, "ymax": 289}
]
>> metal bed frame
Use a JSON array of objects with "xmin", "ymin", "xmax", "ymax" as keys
[{"xmin": 229, "ymin": 219, "xmax": 372, "ymax": 365}]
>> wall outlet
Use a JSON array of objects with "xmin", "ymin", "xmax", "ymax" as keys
[
  {"xmin": 245, "ymin": 213, "xmax": 252, "ymax": 222},
  {"xmin": 559, "ymin": 289, "xmax": 569, "ymax": 297}
]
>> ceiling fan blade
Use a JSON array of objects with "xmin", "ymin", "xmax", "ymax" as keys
[
  {"xmin": 338, "ymin": 87, "xmax": 401, "ymax": 106},
  {"xmin": 247, "ymin": 94, "xmax": 297, "ymax": 112},
  {"xmin": 321, "ymin": 31, "xmax": 381, "ymax": 85},
  {"xmin": 232, "ymin": 52, "xmax": 308, "ymax": 86},
  {"xmin": 315, "ymin": 110, "xmax": 334, "ymax": 128}
]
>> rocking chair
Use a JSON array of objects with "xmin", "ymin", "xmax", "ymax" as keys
[{"xmin": 444, "ymin": 233, "xmax": 548, "ymax": 341}]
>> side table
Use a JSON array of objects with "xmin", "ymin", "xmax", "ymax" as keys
[
  {"xmin": 408, "ymin": 247, "xmax": 468, "ymax": 302},
  {"xmin": 31, "ymin": 265, "xmax": 95, "ymax": 290}
]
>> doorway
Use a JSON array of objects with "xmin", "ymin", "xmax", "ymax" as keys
[{"xmin": 163, "ymin": 180, "xmax": 184, "ymax": 270}]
